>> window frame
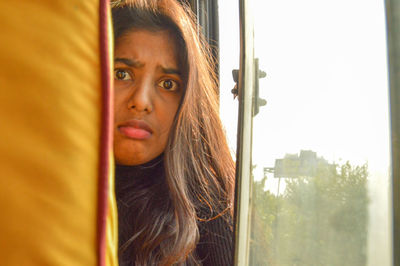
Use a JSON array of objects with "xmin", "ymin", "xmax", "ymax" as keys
[
  {"xmin": 386, "ymin": 0, "xmax": 400, "ymax": 265},
  {"xmin": 184, "ymin": 0, "xmax": 220, "ymax": 80},
  {"xmin": 232, "ymin": 0, "xmax": 255, "ymax": 265}
]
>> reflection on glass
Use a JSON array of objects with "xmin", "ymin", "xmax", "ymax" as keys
[{"xmin": 247, "ymin": 0, "xmax": 392, "ymax": 265}]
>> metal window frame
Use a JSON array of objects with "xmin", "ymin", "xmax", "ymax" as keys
[
  {"xmin": 385, "ymin": 0, "xmax": 400, "ymax": 265},
  {"xmin": 232, "ymin": 0, "xmax": 255, "ymax": 265},
  {"xmin": 183, "ymin": 0, "xmax": 220, "ymax": 79}
]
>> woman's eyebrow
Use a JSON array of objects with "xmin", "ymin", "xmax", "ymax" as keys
[
  {"xmin": 161, "ymin": 66, "xmax": 181, "ymax": 75},
  {"xmin": 115, "ymin": 57, "xmax": 143, "ymax": 68}
]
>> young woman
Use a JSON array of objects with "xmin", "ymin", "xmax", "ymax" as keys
[{"xmin": 112, "ymin": 0, "xmax": 235, "ymax": 265}]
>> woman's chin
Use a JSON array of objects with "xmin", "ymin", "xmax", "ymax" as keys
[
  {"xmin": 114, "ymin": 135, "xmax": 166, "ymax": 165},
  {"xmin": 115, "ymin": 154, "xmax": 147, "ymax": 166},
  {"xmin": 114, "ymin": 148, "xmax": 162, "ymax": 166}
]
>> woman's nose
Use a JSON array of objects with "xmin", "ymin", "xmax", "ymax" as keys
[{"xmin": 127, "ymin": 80, "xmax": 153, "ymax": 113}]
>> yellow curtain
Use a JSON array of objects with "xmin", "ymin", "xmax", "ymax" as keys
[{"xmin": 0, "ymin": 1, "xmax": 117, "ymax": 265}]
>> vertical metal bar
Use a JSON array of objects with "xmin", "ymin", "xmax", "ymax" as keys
[
  {"xmin": 204, "ymin": 0, "xmax": 210, "ymax": 41},
  {"xmin": 198, "ymin": 0, "xmax": 207, "ymax": 39},
  {"xmin": 233, "ymin": 0, "xmax": 255, "ymax": 265},
  {"xmin": 195, "ymin": 0, "xmax": 201, "ymax": 36},
  {"xmin": 385, "ymin": 0, "xmax": 400, "ymax": 265},
  {"xmin": 184, "ymin": 0, "xmax": 220, "ymax": 85},
  {"xmin": 208, "ymin": 0, "xmax": 220, "ymax": 82},
  {"xmin": 184, "ymin": 0, "xmax": 200, "ymax": 36}
]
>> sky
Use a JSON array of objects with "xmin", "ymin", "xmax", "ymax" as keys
[{"xmin": 217, "ymin": 0, "xmax": 392, "ymax": 265}]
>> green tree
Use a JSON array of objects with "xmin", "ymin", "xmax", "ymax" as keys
[{"xmin": 250, "ymin": 161, "xmax": 369, "ymax": 266}]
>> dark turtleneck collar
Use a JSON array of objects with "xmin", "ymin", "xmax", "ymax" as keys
[
  {"xmin": 115, "ymin": 153, "xmax": 165, "ymax": 202},
  {"xmin": 115, "ymin": 153, "xmax": 164, "ymax": 179}
]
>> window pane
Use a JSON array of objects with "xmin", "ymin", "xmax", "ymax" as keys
[{"xmin": 248, "ymin": 0, "xmax": 392, "ymax": 265}]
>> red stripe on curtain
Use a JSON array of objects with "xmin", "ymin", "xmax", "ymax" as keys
[{"xmin": 98, "ymin": 0, "xmax": 112, "ymax": 265}]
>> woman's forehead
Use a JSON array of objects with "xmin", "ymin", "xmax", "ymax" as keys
[
  {"xmin": 114, "ymin": 30, "xmax": 182, "ymax": 73},
  {"xmin": 116, "ymin": 30, "xmax": 178, "ymax": 58}
]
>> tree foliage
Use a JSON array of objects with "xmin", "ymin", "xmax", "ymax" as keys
[{"xmin": 249, "ymin": 161, "xmax": 369, "ymax": 266}]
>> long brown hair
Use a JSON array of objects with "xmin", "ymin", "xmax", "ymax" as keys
[{"xmin": 112, "ymin": 0, "xmax": 235, "ymax": 264}]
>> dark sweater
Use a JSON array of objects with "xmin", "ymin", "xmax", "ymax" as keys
[{"xmin": 115, "ymin": 155, "xmax": 233, "ymax": 265}]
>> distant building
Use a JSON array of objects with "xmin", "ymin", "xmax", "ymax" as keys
[{"xmin": 269, "ymin": 150, "xmax": 332, "ymax": 178}]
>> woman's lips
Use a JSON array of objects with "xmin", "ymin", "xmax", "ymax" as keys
[{"xmin": 118, "ymin": 120, "xmax": 152, "ymax": 140}]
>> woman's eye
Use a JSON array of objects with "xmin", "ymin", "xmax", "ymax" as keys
[
  {"xmin": 114, "ymin": 69, "xmax": 132, "ymax": 81},
  {"xmin": 158, "ymin": 79, "xmax": 179, "ymax": 91}
]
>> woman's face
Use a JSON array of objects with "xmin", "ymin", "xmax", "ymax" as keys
[{"xmin": 113, "ymin": 30, "xmax": 183, "ymax": 165}]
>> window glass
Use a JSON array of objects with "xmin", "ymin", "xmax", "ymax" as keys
[
  {"xmin": 219, "ymin": 0, "xmax": 393, "ymax": 265},
  {"xmin": 251, "ymin": 1, "xmax": 392, "ymax": 265}
]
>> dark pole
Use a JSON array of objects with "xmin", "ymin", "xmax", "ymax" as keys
[{"xmin": 385, "ymin": 0, "xmax": 400, "ymax": 265}]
